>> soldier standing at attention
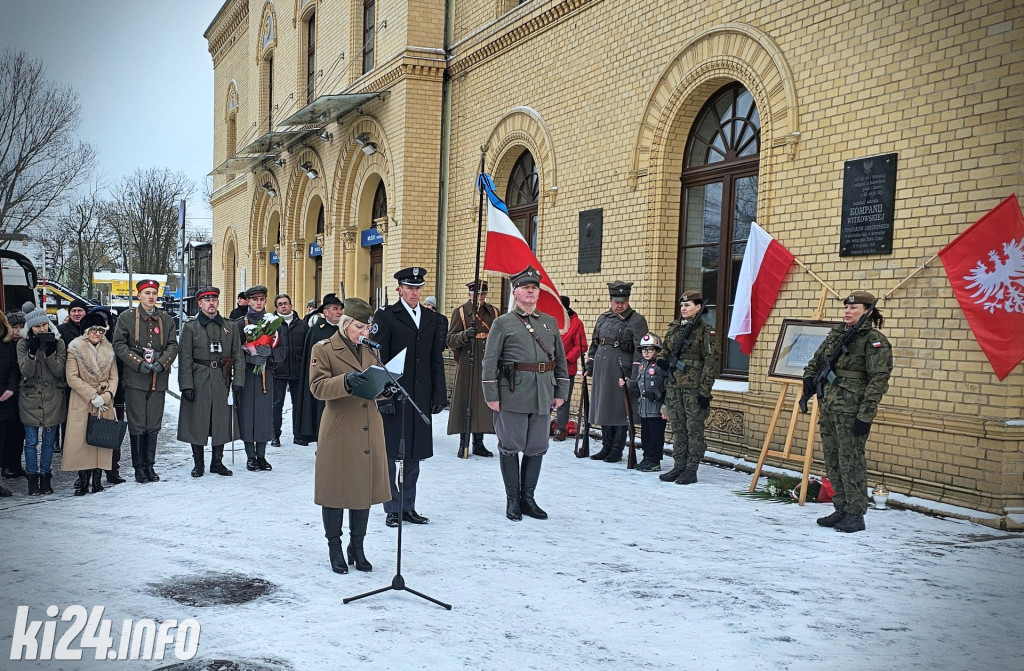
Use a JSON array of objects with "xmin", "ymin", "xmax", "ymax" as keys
[
  {"xmin": 113, "ymin": 279, "xmax": 179, "ymax": 483},
  {"xmin": 236, "ymin": 285, "xmax": 277, "ymax": 472},
  {"xmin": 447, "ymin": 279, "xmax": 500, "ymax": 457},
  {"xmin": 177, "ymin": 286, "xmax": 246, "ymax": 478},
  {"xmin": 585, "ymin": 281, "xmax": 648, "ymax": 463},
  {"xmin": 657, "ymin": 291, "xmax": 720, "ymax": 485},
  {"xmin": 804, "ymin": 291, "xmax": 892, "ymax": 534},
  {"xmin": 482, "ymin": 266, "xmax": 569, "ymax": 521}
]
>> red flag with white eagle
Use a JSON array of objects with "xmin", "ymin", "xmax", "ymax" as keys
[
  {"xmin": 938, "ymin": 194, "xmax": 1024, "ymax": 380},
  {"xmin": 478, "ymin": 173, "xmax": 567, "ymax": 330},
  {"xmin": 727, "ymin": 222, "xmax": 795, "ymax": 355}
]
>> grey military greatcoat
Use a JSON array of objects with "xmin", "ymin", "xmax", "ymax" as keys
[
  {"xmin": 446, "ymin": 300, "xmax": 500, "ymax": 435},
  {"xmin": 586, "ymin": 308, "xmax": 648, "ymax": 425},
  {"xmin": 177, "ymin": 314, "xmax": 246, "ymax": 446}
]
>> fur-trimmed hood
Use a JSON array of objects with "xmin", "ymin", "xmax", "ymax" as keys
[{"xmin": 67, "ymin": 335, "xmax": 115, "ymax": 383}]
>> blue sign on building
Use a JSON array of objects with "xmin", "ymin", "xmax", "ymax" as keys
[
  {"xmin": 308, "ymin": 241, "xmax": 323, "ymax": 257},
  {"xmin": 269, "ymin": 251, "xmax": 280, "ymax": 264},
  {"xmin": 361, "ymin": 227, "xmax": 384, "ymax": 247}
]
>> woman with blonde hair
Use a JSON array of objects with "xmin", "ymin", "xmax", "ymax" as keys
[{"xmin": 63, "ymin": 311, "xmax": 118, "ymax": 495}]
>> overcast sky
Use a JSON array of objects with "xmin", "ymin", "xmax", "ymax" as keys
[{"xmin": 0, "ymin": 0, "xmax": 221, "ymax": 227}]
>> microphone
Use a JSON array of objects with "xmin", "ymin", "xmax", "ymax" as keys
[{"xmin": 358, "ymin": 335, "xmax": 382, "ymax": 350}]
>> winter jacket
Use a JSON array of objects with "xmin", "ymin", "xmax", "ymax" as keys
[
  {"xmin": 271, "ymin": 312, "xmax": 307, "ymax": 381},
  {"xmin": 560, "ymin": 312, "xmax": 586, "ymax": 377},
  {"xmin": 17, "ymin": 327, "xmax": 68, "ymax": 427}
]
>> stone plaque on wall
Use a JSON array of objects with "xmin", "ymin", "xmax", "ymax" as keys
[
  {"xmin": 840, "ymin": 153, "xmax": 897, "ymax": 256},
  {"xmin": 578, "ymin": 208, "xmax": 603, "ymax": 273}
]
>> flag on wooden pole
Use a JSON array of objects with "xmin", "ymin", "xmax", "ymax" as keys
[{"xmin": 727, "ymin": 222, "xmax": 795, "ymax": 355}]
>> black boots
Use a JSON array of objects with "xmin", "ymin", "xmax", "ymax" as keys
[
  {"xmin": 144, "ymin": 432, "xmax": 160, "ymax": 482},
  {"xmin": 74, "ymin": 471, "xmax": 89, "ymax": 496},
  {"xmin": 271, "ymin": 432, "xmax": 281, "ymax": 447},
  {"xmin": 499, "ymin": 454, "xmax": 522, "ymax": 521},
  {"xmin": 191, "ymin": 445, "xmax": 205, "ymax": 477},
  {"xmin": 130, "ymin": 434, "xmax": 146, "ymax": 483},
  {"xmin": 520, "ymin": 455, "xmax": 547, "ymax": 519},
  {"xmin": 0, "ymin": 482, "xmax": 10, "ymax": 497},
  {"xmin": 592, "ymin": 427, "xmax": 625, "ymax": 462},
  {"xmin": 106, "ymin": 448, "xmax": 125, "ymax": 484},
  {"xmin": 816, "ymin": 508, "xmax": 846, "ymax": 527},
  {"xmin": 39, "ymin": 472, "xmax": 53, "ymax": 494},
  {"xmin": 675, "ymin": 466, "xmax": 698, "ymax": 485},
  {"xmin": 91, "ymin": 469, "xmax": 104, "ymax": 493},
  {"xmin": 322, "ymin": 507, "xmax": 348, "ymax": 574},
  {"xmin": 472, "ymin": 434, "xmax": 493, "ymax": 457},
  {"xmin": 255, "ymin": 442, "xmax": 272, "ymax": 471},
  {"xmin": 660, "ymin": 466, "xmax": 685, "ymax": 482},
  {"xmin": 834, "ymin": 513, "xmax": 866, "ymax": 533},
  {"xmin": 347, "ymin": 508, "xmax": 372, "ymax": 572},
  {"xmin": 210, "ymin": 445, "xmax": 233, "ymax": 476},
  {"xmin": 244, "ymin": 443, "xmax": 259, "ymax": 471},
  {"xmin": 27, "ymin": 474, "xmax": 40, "ymax": 495}
]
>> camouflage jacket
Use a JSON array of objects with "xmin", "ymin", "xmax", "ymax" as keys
[
  {"xmin": 657, "ymin": 318, "xmax": 720, "ymax": 398},
  {"xmin": 803, "ymin": 323, "xmax": 892, "ymax": 423}
]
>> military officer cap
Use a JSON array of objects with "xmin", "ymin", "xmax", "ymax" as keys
[
  {"xmin": 511, "ymin": 265, "xmax": 542, "ymax": 288},
  {"xmin": 136, "ymin": 278, "xmax": 160, "ymax": 293},
  {"xmin": 608, "ymin": 280, "xmax": 633, "ymax": 301},
  {"xmin": 344, "ymin": 297, "xmax": 374, "ymax": 324},
  {"xmin": 394, "ymin": 267, "xmax": 427, "ymax": 287},
  {"xmin": 467, "ymin": 279, "xmax": 489, "ymax": 292},
  {"xmin": 844, "ymin": 290, "xmax": 875, "ymax": 306},
  {"xmin": 315, "ymin": 293, "xmax": 344, "ymax": 313},
  {"xmin": 679, "ymin": 290, "xmax": 703, "ymax": 305},
  {"xmin": 245, "ymin": 285, "xmax": 269, "ymax": 299},
  {"xmin": 196, "ymin": 286, "xmax": 220, "ymax": 300}
]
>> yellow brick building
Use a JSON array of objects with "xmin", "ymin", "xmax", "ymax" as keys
[{"xmin": 206, "ymin": 0, "xmax": 1023, "ymax": 526}]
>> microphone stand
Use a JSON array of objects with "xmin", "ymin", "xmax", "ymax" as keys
[{"xmin": 343, "ymin": 343, "xmax": 452, "ymax": 610}]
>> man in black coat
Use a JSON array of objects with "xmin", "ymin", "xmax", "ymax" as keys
[
  {"xmin": 372, "ymin": 267, "xmax": 447, "ymax": 527},
  {"xmin": 270, "ymin": 293, "xmax": 307, "ymax": 446},
  {"xmin": 293, "ymin": 293, "xmax": 343, "ymax": 445}
]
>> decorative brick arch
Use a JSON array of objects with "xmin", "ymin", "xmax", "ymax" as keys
[
  {"xmin": 221, "ymin": 226, "xmax": 239, "ymax": 299},
  {"xmin": 258, "ymin": 2, "xmax": 278, "ymax": 58},
  {"xmin": 225, "ymin": 80, "xmax": 239, "ymax": 123},
  {"xmin": 329, "ymin": 118, "xmax": 395, "ymax": 245},
  {"xmin": 283, "ymin": 146, "xmax": 328, "ymax": 243},
  {"xmin": 483, "ymin": 107, "xmax": 558, "ymax": 209},
  {"xmin": 293, "ymin": 0, "xmax": 316, "ymax": 26},
  {"xmin": 248, "ymin": 169, "xmax": 282, "ymax": 252}
]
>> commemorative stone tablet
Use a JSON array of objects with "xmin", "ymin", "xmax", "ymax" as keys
[
  {"xmin": 578, "ymin": 208, "xmax": 603, "ymax": 273},
  {"xmin": 840, "ymin": 153, "xmax": 897, "ymax": 257}
]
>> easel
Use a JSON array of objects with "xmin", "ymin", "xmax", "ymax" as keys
[{"xmin": 749, "ymin": 274, "xmax": 837, "ymax": 505}]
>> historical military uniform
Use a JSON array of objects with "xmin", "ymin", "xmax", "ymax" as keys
[
  {"xmin": 177, "ymin": 287, "xmax": 246, "ymax": 478},
  {"xmin": 446, "ymin": 280, "xmax": 500, "ymax": 456},
  {"xmin": 657, "ymin": 291, "xmax": 720, "ymax": 485},
  {"xmin": 482, "ymin": 266, "xmax": 569, "ymax": 521},
  {"xmin": 294, "ymin": 293, "xmax": 343, "ymax": 445},
  {"xmin": 804, "ymin": 291, "xmax": 892, "ymax": 533},
  {"xmin": 112, "ymin": 279, "xmax": 179, "ymax": 483},
  {"xmin": 586, "ymin": 280, "xmax": 648, "ymax": 463},
  {"xmin": 235, "ymin": 285, "xmax": 277, "ymax": 471}
]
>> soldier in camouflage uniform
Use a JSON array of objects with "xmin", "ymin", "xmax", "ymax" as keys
[
  {"xmin": 657, "ymin": 291, "xmax": 720, "ymax": 485},
  {"xmin": 482, "ymin": 266, "xmax": 569, "ymax": 521},
  {"xmin": 804, "ymin": 290, "xmax": 892, "ymax": 533}
]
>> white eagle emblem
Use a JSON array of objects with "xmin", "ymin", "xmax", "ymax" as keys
[{"xmin": 962, "ymin": 237, "xmax": 1024, "ymax": 314}]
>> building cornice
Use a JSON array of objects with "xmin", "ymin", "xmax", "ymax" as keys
[
  {"xmin": 206, "ymin": 0, "xmax": 250, "ymax": 65},
  {"xmin": 356, "ymin": 47, "xmax": 447, "ymax": 91},
  {"xmin": 448, "ymin": 0, "xmax": 602, "ymax": 78}
]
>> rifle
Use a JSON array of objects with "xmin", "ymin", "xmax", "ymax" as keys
[
  {"xmin": 458, "ymin": 302, "xmax": 480, "ymax": 460},
  {"xmin": 574, "ymin": 373, "xmax": 590, "ymax": 458},
  {"xmin": 799, "ymin": 300, "xmax": 878, "ymax": 414},
  {"xmin": 665, "ymin": 304, "xmax": 707, "ymax": 374},
  {"xmin": 619, "ymin": 357, "xmax": 637, "ymax": 469}
]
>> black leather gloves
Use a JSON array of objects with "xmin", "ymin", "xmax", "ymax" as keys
[
  {"xmin": 181, "ymin": 388, "xmax": 195, "ymax": 403},
  {"xmin": 802, "ymin": 377, "xmax": 816, "ymax": 396},
  {"xmin": 463, "ymin": 327, "xmax": 477, "ymax": 339},
  {"xmin": 698, "ymin": 395, "xmax": 711, "ymax": 409},
  {"xmin": 852, "ymin": 419, "xmax": 871, "ymax": 437},
  {"xmin": 345, "ymin": 372, "xmax": 367, "ymax": 392},
  {"xmin": 430, "ymin": 404, "xmax": 445, "ymax": 414}
]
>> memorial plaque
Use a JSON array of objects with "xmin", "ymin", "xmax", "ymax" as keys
[
  {"xmin": 578, "ymin": 208, "xmax": 603, "ymax": 273},
  {"xmin": 840, "ymin": 153, "xmax": 897, "ymax": 256}
]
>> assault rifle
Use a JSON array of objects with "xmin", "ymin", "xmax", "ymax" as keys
[
  {"xmin": 798, "ymin": 300, "xmax": 878, "ymax": 414},
  {"xmin": 574, "ymin": 373, "xmax": 590, "ymax": 458},
  {"xmin": 619, "ymin": 357, "xmax": 638, "ymax": 469},
  {"xmin": 664, "ymin": 304, "xmax": 707, "ymax": 373}
]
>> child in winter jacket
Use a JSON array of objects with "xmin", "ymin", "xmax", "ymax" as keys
[{"xmin": 623, "ymin": 332, "xmax": 670, "ymax": 472}]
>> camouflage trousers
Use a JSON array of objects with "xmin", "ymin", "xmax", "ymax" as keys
[
  {"xmin": 664, "ymin": 387, "xmax": 710, "ymax": 471},
  {"xmin": 818, "ymin": 411, "xmax": 869, "ymax": 515}
]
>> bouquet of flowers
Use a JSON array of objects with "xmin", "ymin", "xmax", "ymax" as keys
[{"xmin": 242, "ymin": 313, "xmax": 284, "ymax": 376}]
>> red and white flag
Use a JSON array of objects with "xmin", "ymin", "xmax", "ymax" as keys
[
  {"xmin": 938, "ymin": 194, "xmax": 1024, "ymax": 380},
  {"xmin": 727, "ymin": 221, "xmax": 795, "ymax": 355},
  {"xmin": 478, "ymin": 174, "xmax": 568, "ymax": 330}
]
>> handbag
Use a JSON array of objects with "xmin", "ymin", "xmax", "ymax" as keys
[{"xmin": 86, "ymin": 413, "xmax": 129, "ymax": 451}]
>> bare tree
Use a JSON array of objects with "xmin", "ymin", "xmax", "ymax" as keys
[
  {"xmin": 41, "ymin": 181, "xmax": 117, "ymax": 299},
  {"xmin": 107, "ymin": 168, "xmax": 195, "ymax": 275},
  {"xmin": 0, "ymin": 50, "xmax": 96, "ymax": 245}
]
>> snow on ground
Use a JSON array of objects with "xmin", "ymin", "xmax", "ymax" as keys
[{"xmin": 2, "ymin": 377, "xmax": 1023, "ymax": 671}]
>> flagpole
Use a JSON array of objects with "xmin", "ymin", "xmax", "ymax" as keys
[
  {"xmin": 459, "ymin": 144, "xmax": 488, "ymax": 460},
  {"xmin": 793, "ymin": 258, "xmax": 841, "ymax": 298},
  {"xmin": 882, "ymin": 253, "xmax": 939, "ymax": 300}
]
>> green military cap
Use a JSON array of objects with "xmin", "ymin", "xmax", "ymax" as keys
[
  {"xmin": 245, "ymin": 284, "xmax": 269, "ymax": 299},
  {"xmin": 511, "ymin": 265, "xmax": 542, "ymax": 288},
  {"xmin": 608, "ymin": 280, "xmax": 633, "ymax": 301},
  {"xmin": 344, "ymin": 297, "xmax": 374, "ymax": 324},
  {"xmin": 843, "ymin": 290, "xmax": 875, "ymax": 306}
]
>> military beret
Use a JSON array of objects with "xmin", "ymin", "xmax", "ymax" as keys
[
  {"xmin": 511, "ymin": 265, "xmax": 542, "ymax": 288},
  {"xmin": 679, "ymin": 291, "xmax": 703, "ymax": 304},
  {"xmin": 394, "ymin": 267, "xmax": 427, "ymax": 287},
  {"xmin": 844, "ymin": 290, "xmax": 875, "ymax": 306},
  {"xmin": 608, "ymin": 280, "xmax": 633, "ymax": 301}
]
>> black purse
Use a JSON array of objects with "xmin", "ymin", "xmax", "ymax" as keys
[{"xmin": 86, "ymin": 414, "xmax": 128, "ymax": 450}]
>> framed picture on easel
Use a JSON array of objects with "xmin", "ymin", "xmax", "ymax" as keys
[{"xmin": 768, "ymin": 319, "xmax": 843, "ymax": 380}]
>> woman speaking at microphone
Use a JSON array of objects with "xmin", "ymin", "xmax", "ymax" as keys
[{"xmin": 308, "ymin": 298, "xmax": 392, "ymax": 574}]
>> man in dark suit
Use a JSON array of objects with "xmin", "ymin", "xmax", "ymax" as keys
[{"xmin": 371, "ymin": 267, "xmax": 446, "ymax": 527}]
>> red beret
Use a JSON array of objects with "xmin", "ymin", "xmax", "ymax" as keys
[{"xmin": 136, "ymin": 279, "xmax": 160, "ymax": 292}]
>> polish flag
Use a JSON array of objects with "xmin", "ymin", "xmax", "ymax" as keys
[
  {"xmin": 727, "ymin": 221, "xmax": 795, "ymax": 355},
  {"xmin": 478, "ymin": 173, "xmax": 568, "ymax": 330}
]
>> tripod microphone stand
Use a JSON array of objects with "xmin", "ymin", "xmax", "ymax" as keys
[{"xmin": 343, "ymin": 345, "xmax": 452, "ymax": 610}]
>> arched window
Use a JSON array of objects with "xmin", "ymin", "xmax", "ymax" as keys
[
  {"xmin": 369, "ymin": 181, "xmax": 387, "ymax": 308},
  {"xmin": 679, "ymin": 82, "xmax": 760, "ymax": 377},
  {"xmin": 500, "ymin": 151, "xmax": 539, "ymax": 306},
  {"xmin": 305, "ymin": 12, "xmax": 316, "ymax": 105}
]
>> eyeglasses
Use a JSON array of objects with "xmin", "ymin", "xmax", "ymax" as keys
[{"xmin": 87, "ymin": 327, "xmax": 107, "ymax": 334}]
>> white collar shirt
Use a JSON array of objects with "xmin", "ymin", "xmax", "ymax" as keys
[{"xmin": 401, "ymin": 298, "xmax": 421, "ymax": 328}]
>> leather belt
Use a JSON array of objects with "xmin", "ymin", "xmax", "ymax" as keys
[
  {"xmin": 474, "ymin": 333, "xmax": 489, "ymax": 339},
  {"xmin": 597, "ymin": 337, "xmax": 633, "ymax": 351},
  {"xmin": 515, "ymin": 362, "xmax": 556, "ymax": 373},
  {"xmin": 193, "ymin": 360, "xmax": 222, "ymax": 369}
]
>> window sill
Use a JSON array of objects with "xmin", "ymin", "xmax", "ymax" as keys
[{"xmin": 713, "ymin": 379, "xmax": 749, "ymax": 394}]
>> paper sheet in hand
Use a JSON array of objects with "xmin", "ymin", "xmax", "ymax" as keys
[{"xmin": 350, "ymin": 348, "xmax": 406, "ymax": 399}]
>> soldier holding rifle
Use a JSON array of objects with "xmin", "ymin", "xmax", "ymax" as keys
[
  {"xmin": 657, "ymin": 291, "xmax": 719, "ymax": 485},
  {"xmin": 446, "ymin": 279, "xmax": 500, "ymax": 457},
  {"xmin": 803, "ymin": 291, "xmax": 892, "ymax": 534},
  {"xmin": 482, "ymin": 266, "xmax": 569, "ymax": 521}
]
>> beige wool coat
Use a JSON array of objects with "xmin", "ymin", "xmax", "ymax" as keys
[
  {"xmin": 62, "ymin": 336, "xmax": 117, "ymax": 471},
  {"xmin": 309, "ymin": 332, "xmax": 391, "ymax": 510}
]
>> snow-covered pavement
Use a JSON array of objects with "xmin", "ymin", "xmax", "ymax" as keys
[{"xmin": 2, "ymin": 386, "xmax": 1023, "ymax": 670}]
